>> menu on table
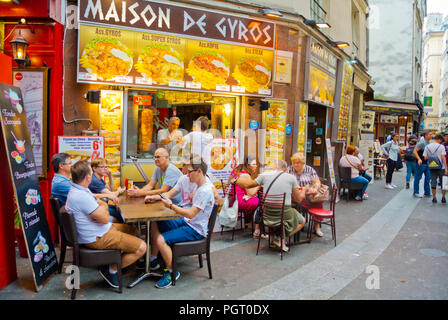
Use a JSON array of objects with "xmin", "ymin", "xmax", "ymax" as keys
[
  {"xmin": 265, "ymin": 99, "xmax": 287, "ymax": 167},
  {"xmin": 77, "ymin": 24, "xmax": 274, "ymax": 97},
  {"xmin": 0, "ymin": 83, "xmax": 57, "ymax": 291},
  {"xmin": 100, "ymin": 90, "xmax": 123, "ymax": 189}
]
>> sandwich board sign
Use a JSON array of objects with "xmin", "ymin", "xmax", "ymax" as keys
[{"xmin": 0, "ymin": 83, "xmax": 57, "ymax": 291}]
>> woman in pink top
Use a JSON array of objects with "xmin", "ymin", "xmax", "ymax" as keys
[
  {"xmin": 339, "ymin": 145, "xmax": 370, "ymax": 201},
  {"xmin": 230, "ymin": 156, "xmax": 267, "ymax": 239}
]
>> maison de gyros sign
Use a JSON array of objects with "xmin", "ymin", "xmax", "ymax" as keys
[{"xmin": 79, "ymin": 0, "xmax": 275, "ymax": 48}]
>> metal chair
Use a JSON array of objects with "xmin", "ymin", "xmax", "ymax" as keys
[
  {"xmin": 338, "ymin": 166, "xmax": 364, "ymax": 201},
  {"xmin": 171, "ymin": 204, "xmax": 219, "ymax": 286},
  {"xmin": 58, "ymin": 206, "xmax": 122, "ymax": 299},
  {"xmin": 257, "ymin": 193, "xmax": 288, "ymax": 260},
  {"xmin": 49, "ymin": 196, "xmax": 69, "ymax": 273},
  {"xmin": 307, "ymin": 185, "xmax": 338, "ymax": 247}
]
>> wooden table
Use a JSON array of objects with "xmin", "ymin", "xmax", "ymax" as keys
[{"xmin": 118, "ymin": 194, "xmax": 180, "ymax": 288}]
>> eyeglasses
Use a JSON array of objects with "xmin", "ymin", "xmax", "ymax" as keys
[
  {"xmin": 154, "ymin": 155, "xmax": 166, "ymax": 159},
  {"xmin": 187, "ymin": 169, "xmax": 199, "ymax": 174},
  {"xmin": 97, "ymin": 166, "xmax": 108, "ymax": 169}
]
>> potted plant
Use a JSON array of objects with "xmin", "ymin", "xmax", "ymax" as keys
[{"xmin": 13, "ymin": 205, "xmax": 28, "ymax": 258}]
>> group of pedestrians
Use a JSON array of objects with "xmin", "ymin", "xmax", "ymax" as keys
[{"xmin": 382, "ymin": 131, "xmax": 448, "ymax": 204}]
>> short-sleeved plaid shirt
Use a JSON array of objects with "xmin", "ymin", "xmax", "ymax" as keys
[{"xmin": 287, "ymin": 165, "xmax": 319, "ymax": 187}]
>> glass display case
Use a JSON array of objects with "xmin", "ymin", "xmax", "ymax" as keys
[{"xmin": 123, "ymin": 89, "xmax": 238, "ymax": 163}]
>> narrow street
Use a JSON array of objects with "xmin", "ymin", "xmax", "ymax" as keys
[{"xmin": 1, "ymin": 170, "xmax": 447, "ymax": 300}]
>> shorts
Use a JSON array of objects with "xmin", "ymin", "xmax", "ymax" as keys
[
  {"xmin": 430, "ymin": 169, "xmax": 445, "ymax": 189},
  {"xmin": 85, "ymin": 223, "xmax": 142, "ymax": 253},
  {"xmin": 157, "ymin": 218, "xmax": 203, "ymax": 246}
]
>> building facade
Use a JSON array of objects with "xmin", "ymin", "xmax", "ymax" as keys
[
  {"xmin": 438, "ymin": 16, "xmax": 448, "ymax": 130},
  {"xmin": 363, "ymin": 0, "xmax": 426, "ymax": 145},
  {"xmin": 422, "ymin": 13, "xmax": 446, "ymax": 130}
]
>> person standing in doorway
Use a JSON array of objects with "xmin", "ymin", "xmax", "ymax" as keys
[
  {"xmin": 381, "ymin": 133, "xmax": 400, "ymax": 189},
  {"xmin": 413, "ymin": 131, "xmax": 433, "ymax": 198}
]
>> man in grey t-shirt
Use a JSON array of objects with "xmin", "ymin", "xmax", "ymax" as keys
[
  {"xmin": 232, "ymin": 159, "xmax": 313, "ymax": 252},
  {"xmin": 128, "ymin": 148, "xmax": 182, "ymax": 205},
  {"xmin": 413, "ymin": 131, "xmax": 432, "ymax": 197}
]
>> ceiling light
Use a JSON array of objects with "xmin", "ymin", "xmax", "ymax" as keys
[
  {"xmin": 259, "ymin": 8, "xmax": 283, "ymax": 18},
  {"xmin": 304, "ymin": 19, "xmax": 331, "ymax": 29},
  {"xmin": 327, "ymin": 40, "xmax": 350, "ymax": 48}
]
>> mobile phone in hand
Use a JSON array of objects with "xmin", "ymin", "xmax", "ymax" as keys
[{"xmin": 159, "ymin": 193, "xmax": 166, "ymax": 200}]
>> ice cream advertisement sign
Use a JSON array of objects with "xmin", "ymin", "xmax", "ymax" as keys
[{"xmin": 0, "ymin": 83, "xmax": 57, "ymax": 291}]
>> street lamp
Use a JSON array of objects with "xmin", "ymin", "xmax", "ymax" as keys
[
  {"xmin": 327, "ymin": 40, "xmax": 350, "ymax": 48},
  {"xmin": 9, "ymin": 33, "xmax": 29, "ymax": 67},
  {"xmin": 259, "ymin": 8, "xmax": 283, "ymax": 18},
  {"xmin": 303, "ymin": 19, "xmax": 331, "ymax": 29}
]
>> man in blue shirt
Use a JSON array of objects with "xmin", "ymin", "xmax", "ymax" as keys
[
  {"xmin": 51, "ymin": 153, "xmax": 72, "ymax": 205},
  {"xmin": 128, "ymin": 148, "xmax": 182, "ymax": 205}
]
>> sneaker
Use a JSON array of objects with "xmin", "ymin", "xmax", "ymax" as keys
[
  {"xmin": 432, "ymin": 198, "xmax": 437, "ymax": 204},
  {"xmin": 355, "ymin": 195, "xmax": 362, "ymax": 201},
  {"xmin": 150, "ymin": 258, "xmax": 160, "ymax": 271},
  {"xmin": 442, "ymin": 197, "xmax": 446, "ymax": 204},
  {"xmin": 363, "ymin": 192, "xmax": 369, "ymax": 199},
  {"xmin": 391, "ymin": 184, "xmax": 398, "ymax": 188},
  {"xmin": 155, "ymin": 269, "xmax": 180, "ymax": 289},
  {"xmin": 385, "ymin": 185, "xmax": 394, "ymax": 190},
  {"xmin": 99, "ymin": 266, "xmax": 119, "ymax": 289},
  {"xmin": 413, "ymin": 193, "xmax": 423, "ymax": 198},
  {"xmin": 406, "ymin": 183, "xmax": 410, "ymax": 189}
]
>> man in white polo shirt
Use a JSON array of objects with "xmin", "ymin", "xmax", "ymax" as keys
[{"xmin": 65, "ymin": 160, "xmax": 146, "ymax": 289}]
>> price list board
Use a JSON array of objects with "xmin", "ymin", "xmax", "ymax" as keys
[
  {"xmin": 336, "ymin": 62, "xmax": 353, "ymax": 142},
  {"xmin": 0, "ymin": 83, "xmax": 57, "ymax": 291}
]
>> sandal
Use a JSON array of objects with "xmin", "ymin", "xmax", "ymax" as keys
[
  {"xmin": 314, "ymin": 230, "xmax": 324, "ymax": 237},
  {"xmin": 253, "ymin": 232, "xmax": 269, "ymax": 239}
]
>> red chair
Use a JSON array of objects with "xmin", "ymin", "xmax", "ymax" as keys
[
  {"xmin": 257, "ymin": 193, "xmax": 288, "ymax": 260},
  {"xmin": 307, "ymin": 185, "xmax": 338, "ymax": 246}
]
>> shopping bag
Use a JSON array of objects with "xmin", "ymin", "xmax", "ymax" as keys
[
  {"xmin": 218, "ymin": 196, "xmax": 238, "ymax": 228},
  {"xmin": 442, "ymin": 175, "xmax": 448, "ymax": 191}
]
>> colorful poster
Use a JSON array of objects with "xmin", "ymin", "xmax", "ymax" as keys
[
  {"xmin": 297, "ymin": 103, "xmax": 307, "ymax": 154},
  {"xmin": 336, "ymin": 62, "xmax": 353, "ymax": 141},
  {"xmin": 12, "ymin": 69, "xmax": 47, "ymax": 176},
  {"xmin": 100, "ymin": 90, "xmax": 123, "ymax": 189},
  {"xmin": 58, "ymin": 136, "xmax": 105, "ymax": 164},
  {"xmin": 361, "ymin": 110, "xmax": 375, "ymax": 132},
  {"xmin": 77, "ymin": 24, "xmax": 274, "ymax": 97},
  {"xmin": 207, "ymin": 138, "xmax": 239, "ymax": 199},
  {"xmin": 265, "ymin": 99, "xmax": 287, "ymax": 167},
  {"xmin": 0, "ymin": 83, "xmax": 58, "ymax": 291},
  {"xmin": 307, "ymin": 65, "xmax": 336, "ymax": 106},
  {"xmin": 325, "ymin": 138, "xmax": 339, "ymax": 202},
  {"xmin": 359, "ymin": 140, "xmax": 375, "ymax": 184}
]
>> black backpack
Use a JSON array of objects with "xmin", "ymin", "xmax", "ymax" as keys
[{"xmin": 404, "ymin": 146, "xmax": 416, "ymax": 161}]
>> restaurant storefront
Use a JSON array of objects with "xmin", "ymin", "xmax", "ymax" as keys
[
  {"xmin": 303, "ymin": 37, "xmax": 343, "ymax": 177},
  {"xmin": 63, "ymin": 0, "xmax": 304, "ymax": 192},
  {"xmin": 363, "ymin": 100, "xmax": 421, "ymax": 146}
]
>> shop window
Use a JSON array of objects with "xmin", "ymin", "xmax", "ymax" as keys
[{"xmin": 124, "ymin": 89, "xmax": 236, "ymax": 162}]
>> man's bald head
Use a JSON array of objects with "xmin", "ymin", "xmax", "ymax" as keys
[
  {"xmin": 272, "ymin": 159, "xmax": 288, "ymax": 171},
  {"xmin": 155, "ymin": 148, "xmax": 169, "ymax": 157}
]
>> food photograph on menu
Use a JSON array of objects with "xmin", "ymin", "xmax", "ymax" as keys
[
  {"xmin": 186, "ymin": 50, "xmax": 230, "ymax": 90},
  {"xmin": 79, "ymin": 37, "xmax": 134, "ymax": 81},
  {"xmin": 232, "ymin": 56, "xmax": 272, "ymax": 93},
  {"xmin": 135, "ymin": 43, "xmax": 185, "ymax": 85}
]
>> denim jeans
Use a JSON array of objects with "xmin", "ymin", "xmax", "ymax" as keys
[
  {"xmin": 348, "ymin": 176, "xmax": 370, "ymax": 197},
  {"xmin": 414, "ymin": 163, "xmax": 431, "ymax": 195},
  {"xmin": 360, "ymin": 171, "xmax": 372, "ymax": 182},
  {"xmin": 406, "ymin": 160, "xmax": 417, "ymax": 183}
]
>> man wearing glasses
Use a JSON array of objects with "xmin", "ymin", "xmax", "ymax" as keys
[
  {"xmin": 89, "ymin": 158, "xmax": 126, "ymax": 222},
  {"xmin": 148, "ymin": 155, "xmax": 215, "ymax": 289},
  {"xmin": 128, "ymin": 148, "xmax": 182, "ymax": 205},
  {"xmin": 51, "ymin": 153, "xmax": 73, "ymax": 205}
]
